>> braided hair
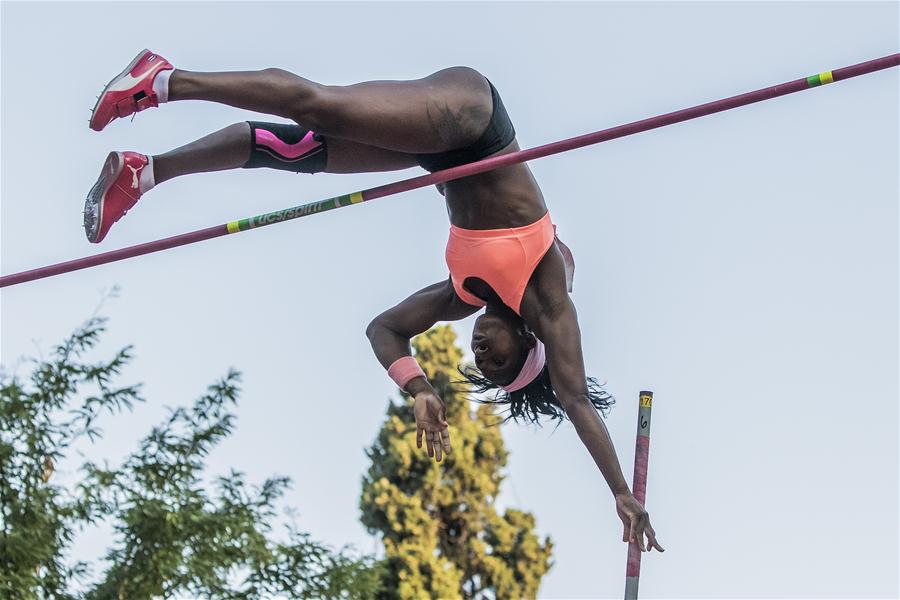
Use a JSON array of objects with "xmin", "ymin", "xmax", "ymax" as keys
[{"xmin": 458, "ymin": 363, "xmax": 614, "ymax": 425}]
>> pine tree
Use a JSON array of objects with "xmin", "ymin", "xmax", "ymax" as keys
[
  {"xmin": 0, "ymin": 316, "xmax": 382, "ymax": 599},
  {"xmin": 360, "ymin": 326, "xmax": 553, "ymax": 599}
]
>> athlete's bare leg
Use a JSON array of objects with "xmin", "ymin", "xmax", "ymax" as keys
[
  {"xmin": 86, "ymin": 65, "xmax": 490, "ymax": 243},
  {"xmin": 151, "ymin": 122, "xmax": 419, "ymax": 186},
  {"xmin": 166, "ymin": 66, "xmax": 492, "ymax": 154}
]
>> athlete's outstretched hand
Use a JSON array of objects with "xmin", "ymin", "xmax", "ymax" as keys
[
  {"xmin": 413, "ymin": 390, "xmax": 452, "ymax": 462},
  {"xmin": 616, "ymin": 491, "xmax": 665, "ymax": 552}
]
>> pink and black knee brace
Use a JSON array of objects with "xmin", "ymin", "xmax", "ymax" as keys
[{"xmin": 243, "ymin": 121, "xmax": 328, "ymax": 173}]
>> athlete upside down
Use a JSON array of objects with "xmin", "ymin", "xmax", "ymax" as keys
[{"xmin": 85, "ymin": 49, "xmax": 664, "ymax": 553}]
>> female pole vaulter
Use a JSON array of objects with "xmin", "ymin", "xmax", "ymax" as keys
[{"xmin": 85, "ymin": 49, "xmax": 664, "ymax": 553}]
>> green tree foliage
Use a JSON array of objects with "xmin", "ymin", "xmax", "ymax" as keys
[
  {"xmin": 1, "ymin": 316, "xmax": 381, "ymax": 599},
  {"xmin": 360, "ymin": 326, "xmax": 553, "ymax": 599}
]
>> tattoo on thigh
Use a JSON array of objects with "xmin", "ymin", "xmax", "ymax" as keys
[{"xmin": 426, "ymin": 101, "xmax": 490, "ymax": 148}]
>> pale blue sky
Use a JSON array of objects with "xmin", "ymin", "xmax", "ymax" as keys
[{"xmin": 2, "ymin": 2, "xmax": 898, "ymax": 598}]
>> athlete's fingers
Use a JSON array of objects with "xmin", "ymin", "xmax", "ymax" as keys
[
  {"xmin": 633, "ymin": 517, "xmax": 647, "ymax": 552},
  {"xmin": 440, "ymin": 426, "xmax": 452, "ymax": 455},
  {"xmin": 629, "ymin": 520, "xmax": 638, "ymax": 549},
  {"xmin": 434, "ymin": 432, "xmax": 443, "ymax": 462},
  {"xmin": 416, "ymin": 426, "xmax": 423, "ymax": 449},
  {"xmin": 646, "ymin": 525, "xmax": 664, "ymax": 552},
  {"xmin": 426, "ymin": 431, "xmax": 435, "ymax": 458}
]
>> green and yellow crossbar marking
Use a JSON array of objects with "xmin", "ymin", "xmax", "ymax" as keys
[
  {"xmin": 806, "ymin": 70, "xmax": 834, "ymax": 87},
  {"xmin": 226, "ymin": 191, "xmax": 364, "ymax": 233}
]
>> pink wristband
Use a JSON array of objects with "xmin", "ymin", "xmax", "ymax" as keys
[{"xmin": 387, "ymin": 356, "xmax": 426, "ymax": 389}]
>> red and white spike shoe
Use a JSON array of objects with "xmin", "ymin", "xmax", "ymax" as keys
[
  {"xmin": 84, "ymin": 151, "xmax": 149, "ymax": 243},
  {"xmin": 89, "ymin": 49, "xmax": 173, "ymax": 132}
]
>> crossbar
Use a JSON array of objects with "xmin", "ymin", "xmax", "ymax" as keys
[{"xmin": 2, "ymin": 53, "xmax": 897, "ymax": 288}]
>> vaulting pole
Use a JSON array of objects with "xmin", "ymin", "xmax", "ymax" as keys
[
  {"xmin": 2, "ymin": 53, "xmax": 897, "ymax": 288},
  {"xmin": 624, "ymin": 391, "xmax": 654, "ymax": 599}
]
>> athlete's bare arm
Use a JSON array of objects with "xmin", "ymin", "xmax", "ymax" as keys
[
  {"xmin": 366, "ymin": 280, "xmax": 479, "ymax": 462},
  {"xmin": 521, "ymin": 245, "xmax": 664, "ymax": 552},
  {"xmin": 366, "ymin": 279, "xmax": 479, "ymax": 373}
]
